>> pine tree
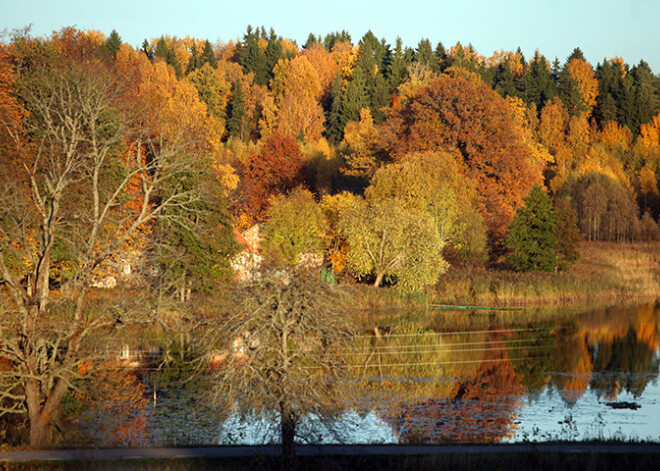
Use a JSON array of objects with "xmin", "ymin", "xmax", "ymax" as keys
[
  {"xmin": 325, "ymin": 74, "xmax": 344, "ymax": 145},
  {"xmin": 104, "ymin": 29, "xmax": 122, "ymax": 59},
  {"xmin": 387, "ymin": 37, "xmax": 407, "ymax": 91},
  {"xmin": 493, "ymin": 62, "xmax": 518, "ymax": 98},
  {"xmin": 303, "ymin": 33, "xmax": 319, "ymax": 49},
  {"xmin": 506, "ymin": 185, "xmax": 558, "ymax": 272},
  {"xmin": 415, "ymin": 38, "xmax": 435, "ymax": 71},
  {"xmin": 141, "ymin": 39, "xmax": 153, "ymax": 60},
  {"xmin": 434, "ymin": 41, "xmax": 447, "ymax": 71},
  {"xmin": 227, "ymin": 80, "xmax": 249, "ymax": 140},
  {"xmin": 200, "ymin": 40, "xmax": 217, "ymax": 69},
  {"xmin": 264, "ymin": 29, "xmax": 284, "ymax": 82},
  {"xmin": 523, "ymin": 50, "xmax": 555, "ymax": 111},
  {"xmin": 237, "ymin": 25, "xmax": 268, "ymax": 85},
  {"xmin": 187, "ymin": 43, "xmax": 200, "ymax": 74},
  {"xmin": 342, "ymin": 67, "xmax": 369, "ymax": 123}
]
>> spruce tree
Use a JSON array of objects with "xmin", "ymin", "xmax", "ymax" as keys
[
  {"xmin": 559, "ymin": 61, "xmax": 584, "ymax": 117},
  {"xmin": 523, "ymin": 50, "xmax": 555, "ymax": 111},
  {"xmin": 303, "ymin": 33, "xmax": 318, "ymax": 49},
  {"xmin": 505, "ymin": 185, "xmax": 558, "ymax": 272},
  {"xmin": 200, "ymin": 40, "xmax": 217, "ymax": 69},
  {"xmin": 237, "ymin": 26, "xmax": 268, "ymax": 85},
  {"xmin": 370, "ymin": 74, "xmax": 390, "ymax": 123},
  {"xmin": 567, "ymin": 47, "xmax": 585, "ymax": 62},
  {"xmin": 434, "ymin": 42, "xmax": 447, "ymax": 71},
  {"xmin": 493, "ymin": 62, "xmax": 518, "ymax": 98},
  {"xmin": 325, "ymin": 74, "xmax": 345, "ymax": 145},
  {"xmin": 141, "ymin": 39, "xmax": 153, "ymax": 60},
  {"xmin": 154, "ymin": 37, "xmax": 169, "ymax": 60},
  {"xmin": 387, "ymin": 37, "xmax": 407, "ymax": 91},
  {"xmin": 155, "ymin": 37, "xmax": 181, "ymax": 77},
  {"xmin": 416, "ymin": 38, "xmax": 435, "ymax": 71},
  {"xmin": 265, "ymin": 29, "xmax": 284, "ymax": 82},
  {"xmin": 187, "ymin": 43, "xmax": 200, "ymax": 74},
  {"xmin": 227, "ymin": 80, "xmax": 249, "ymax": 140},
  {"xmin": 342, "ymin": 67, "xmax": 369, "ymax": 123},
  {"xmin": 631, "ymin": 61, "xmax": 660, "ymax": 132},
  {"xmin": 104, "ymin": 29, "xmax": 122, "ymax": 59}
]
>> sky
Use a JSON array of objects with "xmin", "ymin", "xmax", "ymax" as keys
[{"xmin": 2, "ymin": 0, "xmax": 660, "ymax": 73}]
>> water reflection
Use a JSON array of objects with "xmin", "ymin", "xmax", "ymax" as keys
[{"xmin": 68, "ymin": 303, "xmax": 660, "ymax": 445}]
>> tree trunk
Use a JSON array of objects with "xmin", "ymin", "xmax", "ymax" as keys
[
  {"xmin": 26, "ymin": 382, "xmax": 49, "ymax": 448},
  {"xmin": 280, "ymin": 402, "xmax": 296, "ymax": 470},
  {"xmin": 29, "ymin": 413, "xmax": 49, "ymax": 448},
  {"xmin": 374, "ymin": 272, "xmax": 384, "ymax": 287},
  {"xmin": 26, "ymin": 374, "xmax": 69, "ymax": 448}
]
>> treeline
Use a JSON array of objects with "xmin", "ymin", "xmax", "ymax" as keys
[{"xmin": 2, "ymin": 26, "xmax": 660, "ymax": 290}]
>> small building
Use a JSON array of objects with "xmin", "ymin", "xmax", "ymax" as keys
[{"xmin": 231, "ymin": 225, "xmax": 263, "ymax": 283}]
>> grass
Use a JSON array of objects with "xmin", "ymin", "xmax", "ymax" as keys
[
  {"xmin": 343, "ymin": 242, "xmax": 660, "ymax": 331},
  {"xmin": 434, "ymin": 242, "xmax": 660, "ymax": 307}
]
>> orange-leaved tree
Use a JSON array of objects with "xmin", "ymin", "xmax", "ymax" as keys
[
  {"xmin": 237, "ymin": 133, "xmax": 305, "ymax": 224},
  {"xmin": 380, "ymin": 73, "xmax": 546, "ymax": 247}
]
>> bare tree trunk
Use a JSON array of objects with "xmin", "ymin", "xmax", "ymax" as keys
[
  {"xmin": 26, "ymin": 381, "xmax": 48, "ymax": 447},
  {"xmin": 28, "ymin": 415, "xmax": 49, "ymax": 448},
  {"xmin": 280, "ymin": 401, "xmax": 296, "ymax": 471},
  {"xmin": 374, "ymin": 272, "xmax": 384, "ymax": 287}
]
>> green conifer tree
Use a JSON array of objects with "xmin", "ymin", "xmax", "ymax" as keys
[
  {"xmin": 325, "ymin": 74, "xmax": 345, "ymax": 145},
  {"xmin": 415, "ymin": 38, "xmax": 435, "ymax": 71},
  {"xmin": 227, "ymin": 80, "xmax": 249, "ymax": 140},
  {"xmin": 505, "ymin": 185, "xmax": 558, "ymax": 272},
  {"xmin": 265, "ymin": 29, "xmax": 284, "ymax": 82},
  {"xmin": 434, "ymin": 41, "xmax": 447, "ymax": 71},
  {"xmin": 104, "ymin": 29, "xmax": 122, "ymax": 59},
  {"xmin": 187, "ymin": 43, "xmax": 200, "ymax": 74},
  {"xmin": 523, "ymin": 50, "xmax": 556, "ymax": 110},
  {"xmin": 387, "ymin": 37, "xmax": 407, "ymax": 91},
  {"xmin": 200, "ymin": 40, "xmax": 218, "ymax": 69},
  {"xmin": 343, "ymin": 67, "xmax": 369, "ymax": 123},
  {"xmin": 238, "ymin": 26, "xmax": 268, "ymax": 85},
  {"xmin": 141, "ymin": 39, "xmax": 153, "ymax": 60}
]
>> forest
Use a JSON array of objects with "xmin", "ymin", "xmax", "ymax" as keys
[
  {"xmin": 1, "ymin": 25, "xmax": 660, "ymax": 449},
  {"xmin": 2, "ymin": 27, "xmax": 660, "ymax": 287}
]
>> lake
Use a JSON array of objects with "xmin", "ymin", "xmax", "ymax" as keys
[{"xmin": 69, "ymin": 302, "xmax": 660, "ymax": 446}]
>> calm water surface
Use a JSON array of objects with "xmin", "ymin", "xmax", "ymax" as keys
[{"xmin": 72, "ymin": 302, "xmax": 660, "ymax": 446}]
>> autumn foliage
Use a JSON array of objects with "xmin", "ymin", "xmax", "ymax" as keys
[
  {"xmin": 381, "ymin": 75, "xmax": 546, "ymax": 244},
  {"xmin": 238, "ymin": 133, "xmax": 305, "ymax": 223}
]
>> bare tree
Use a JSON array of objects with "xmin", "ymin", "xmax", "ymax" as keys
[
  {"xmin": 0, "ymin": 59, "xmax": 210, "ymax": 446},
  {"xmin": 204, "ymin": 268, "xmax": 354, "ymax": 468}
]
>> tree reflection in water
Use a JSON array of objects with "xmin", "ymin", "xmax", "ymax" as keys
[
  {"xmin": 350, "ymin": 303, "xmax": 660, "ymax": 443},
  {"xmin": 62, "ymin": 303, "xmax": 660, "ymax": 445}
]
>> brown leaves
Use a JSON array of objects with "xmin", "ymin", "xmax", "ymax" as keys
[{"xmin": 238, "ymin": 133, "xmax": 305, "ymax": 223}]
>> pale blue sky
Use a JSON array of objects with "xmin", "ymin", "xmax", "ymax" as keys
[{"xmin": 2, "ymin": 0, "xmax": 659, "ymax": 72}]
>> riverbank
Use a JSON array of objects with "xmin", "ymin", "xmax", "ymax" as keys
[
  {"xmin": 347, "ymin": 241, "xmax": 660, "ymax": 329},
  {"xmin": 435, "ymin": 242, "xmax": 660, "ymax": 307}
]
